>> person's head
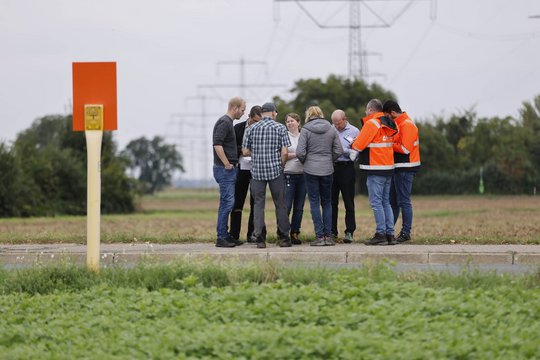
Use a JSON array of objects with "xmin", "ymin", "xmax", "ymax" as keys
[
  {"xmin": 365, "ymin": 99, "xmax": 383, "ymax": 116},
  {"xmin": 228, "ymin": 97, "xmax": 246, "ymax": 120},
  {"xmin": 331, "ymin": 109, "xmax": 347, "ymax": 130},
  {"xmin": 249, "ymin": 105, "xmax": 262, "ymax": 122},
  {"xmin": 382, "ymin": 100, "xmax": 402, "ymax": 119},
  {"xmin": 286, "ymin": 113, "xmax": 301, "ymax": 133},
  {"xmin": 305, "ymin": 106, "xmax": 324, "ymax": 122},
  {"xmin": 261, "ymin": 102, "xmax": 278, "ymax": 120}
]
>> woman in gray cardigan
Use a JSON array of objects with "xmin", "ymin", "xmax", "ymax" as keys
[{"xmin": 296, "ymin": 106, "xmax": 343, "ymax": 246}]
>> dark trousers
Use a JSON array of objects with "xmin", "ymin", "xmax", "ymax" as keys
[
  {"xmin": 251, "ymin": 173, "xmax": 290, "ymax": 241},
  {"xmin": 229, "ymin": 169, "xmax": 257, "ymax": 240},
  {"xmin": 285, "ymin": 173, "xmax": 307, "ymax": 234},
  {"xmin": 331, "ymin": 162, "xmax": 356, "ymax": 236}
]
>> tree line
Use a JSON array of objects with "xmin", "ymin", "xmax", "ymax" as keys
[
  {"xmin": 0, "ymin": 115, "xmax": 183, "ymax": 217},
  {"xmin": 273, "ymin": 75, "xmax": 540, "ymax": 195},
  {"xmin": 1, "ymin": 75, "xmax": 538, "ymax": 217}
]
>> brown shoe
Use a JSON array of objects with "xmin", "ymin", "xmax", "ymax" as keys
[{"xmin": 290, "ymin": 232, "xmax": 301, "ymax": 245}]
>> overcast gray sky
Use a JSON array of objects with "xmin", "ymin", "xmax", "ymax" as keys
[{"xmin": 1, "ymin": 0, "xmax": 539, "ymax": 180}]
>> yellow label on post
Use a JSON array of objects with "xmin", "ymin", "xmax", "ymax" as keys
[{"xmin": 84, "ymin": 105, "xmax": 104, "ymax": 131}]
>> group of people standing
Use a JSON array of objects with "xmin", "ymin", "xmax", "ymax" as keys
[{"xmin": 212, "ymin": 97, "xmax": 421, "ymax": 248}]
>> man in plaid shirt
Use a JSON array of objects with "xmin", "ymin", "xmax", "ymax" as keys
[{"xmin": 242, "ymin": 102, "xmax": 292, "ymax": 248}]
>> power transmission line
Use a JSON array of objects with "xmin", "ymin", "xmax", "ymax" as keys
[
  {"xmin": 174, "ymin": 58, "xmax": 287, "ymax": 182},
  {"xmin": 169, "ymin": 94, "xmax": 222, "ymax": 182},
  {"xmin": 184, "ymin": 94, "xmax": 222, "ymax": 181},
  {"xmin": 169, "ymin": 113, "xmax": 215, "ymax": 182},
  {"xmin": 274, "ymin": 0, "xmax": 436, "ymax": 80},
  {"xmin": 199, "ymin": 57, "xmax": 286, "ymax": 101}
]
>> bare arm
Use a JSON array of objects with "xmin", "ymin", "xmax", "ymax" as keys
[{"xmin": 281, "ymin": 146, "xmax": 288, "ymax": 166}]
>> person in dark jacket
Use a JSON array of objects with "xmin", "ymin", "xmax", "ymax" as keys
[
  {"xmin": 296, "ymin": 106, "xmax": 343, "ymax": 246},
  {"xmin": 229, "ymin": 105, "xmax": 266, "ymax": 242}
]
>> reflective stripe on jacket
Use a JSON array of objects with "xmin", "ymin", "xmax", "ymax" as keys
[
  {"xmin": 393, "ymin": 112, "xmax": 421, "ymax": 172},
  {"xmin": 351, "ymin": 112, "xmax": 398, "ymax": 175}
]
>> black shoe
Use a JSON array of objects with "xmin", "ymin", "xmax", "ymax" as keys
[
  {"xmin": 290, "ymin": 232, "xmax": 302, "ymax": 245},
  {"xmin": 216, "ymin": 239, "xmax": 236, "ymax": 248},
  {"xmin": 279, "ymin": 237, "xmax": 292, "ymax": 247},
  {"xmin": 396, "ymin": 232, "xmax": 411, "ymax": 243},
  {"xmin": 387, "ymin": 234, "xmax": 397, "ymax": 245},
  {"xmin": 229, "ymin": 238, "xmax": 244, "ymax": 246},
  {"xmin": 256, "ymin": 241, "xmax": 266, "ymax": 249},
  {"xmin": 247, "ymin": 235, "xmax": 258, "ymax": 244},
  {"xmin": 365, "ymin": 233, "xmax": 387, "ymax": 246}
]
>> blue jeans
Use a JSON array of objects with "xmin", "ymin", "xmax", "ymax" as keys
[
  {"xmin": 367, "ymin": 175, "xmax": 394, "ymax": 235},
  {"xmin": 305, "ymin": 173, "xmax": 333, "ymax": 238},
  {"xmin": 390, "ymin": 171, "xmax": 415, "ymax": 235},
  {"xmin": 213, "ymin": 165, "xmax": 237, "ymax": 240},
  {"xmin": 285, "ymin": 173, "xmax": 307, "ymax": 234}
]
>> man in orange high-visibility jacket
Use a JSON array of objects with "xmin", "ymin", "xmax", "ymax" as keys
[
  {"xmin": 352, "ymin": 99, "xmax": 398, "ymax": 245},
  {"xmin": 383, "ymin": 100, "xmax": 421, "ymax": 244}
]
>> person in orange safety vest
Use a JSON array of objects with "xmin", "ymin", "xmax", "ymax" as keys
[
  {"xmin": 351, "ymin": 99, "xmax": 398, "ymax": 246},
  {"xmin": 383, "ymin": 100, "xmax": 421, "ymax": 244}
]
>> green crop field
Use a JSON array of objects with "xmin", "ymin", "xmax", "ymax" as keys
[
  {"xmin": 0, "ymin": 189, "xmax": 539, "ymax": 244},
  {"xmin": 0, "ymin": 261, "xmax": 539, "ymax": 359}
]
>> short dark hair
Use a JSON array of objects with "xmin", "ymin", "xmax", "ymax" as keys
[
  {"xmin": 383, "ymin": 100, "xmax": 402, "ymax": 114},
  {"xmin": 286, "ymin": 112, "xmax": 302, "ymax": 129},
  {"xmin": 249, "ymin": 105, "xmax": 262, "ymax": 118}
]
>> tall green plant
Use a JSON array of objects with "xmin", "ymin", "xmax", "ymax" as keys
[
  {"xmin": 273, "ymin": 74, "xmax": 396, "ymax": 128},
  {"xmin": 121, "ymin": 136, "xmax": 184, "ymax": 194},
  {"xmin": 0, "ymin": 142, "xmax": 23, "ymax": 216}
]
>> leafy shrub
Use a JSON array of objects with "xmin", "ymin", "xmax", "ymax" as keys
[
  {"xmin": 0, "ymin": 115, "xmax": 135, "ymax": 216},
  {"xmin": 0, "ymin": 262, "xmax": 539, "ymax": 359}
]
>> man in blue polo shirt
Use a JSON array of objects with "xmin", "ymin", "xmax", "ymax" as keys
[
  {"xmin": 242, "ymin": 102, "xmax": 292, "ymax": 248},
  {"xmin": 331, "ymin": 109, "xmax": 360, "ymax": 243}
]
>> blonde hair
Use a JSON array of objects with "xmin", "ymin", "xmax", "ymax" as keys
[
  {"xmin": 305, "ymin": 106, "xmax": 324, "ymax": 122},
  {"xmin": 228, "ymin": 97, "xmax": 245, "ymax": 110}
]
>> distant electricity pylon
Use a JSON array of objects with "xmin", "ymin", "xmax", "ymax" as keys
[
  {"xmin": 274, "ymin": 0, "xmax": 437, "ymax": 80},
  {"xmin": 198, "ymin": 57, "xmax": 286, "ymax": 103},
  {"xmin": 169, "ymin": 94, "xmax": 222, "ymax": 181}
]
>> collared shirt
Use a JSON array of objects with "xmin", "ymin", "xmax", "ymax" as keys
[
  {"xmin": 242, "ymin": 116, "xmax": 291, "ymax": 181},
  {"xmin": 334, "ymin": 121, "xmax": 360, "ymax": 162}
]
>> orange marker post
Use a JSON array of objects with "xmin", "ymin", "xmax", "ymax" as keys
[{"xmin": 72, "ymin": 62, "xmax": 117, "ymax": 272}]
